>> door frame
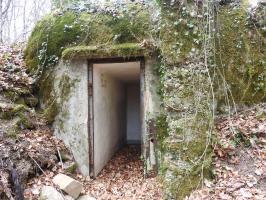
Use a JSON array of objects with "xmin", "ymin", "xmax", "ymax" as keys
[{"xmin": 87, "ymin": 57, "xmax": 145, "ymax": 178}]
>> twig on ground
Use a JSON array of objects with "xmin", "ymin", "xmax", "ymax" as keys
[
  {"xmin": 57, "ymin": 147, "xmax": 64, "ymax": 170},
  {"xmin": 28, "ymin": 155, "xmax": 46, "ymax": 175}
]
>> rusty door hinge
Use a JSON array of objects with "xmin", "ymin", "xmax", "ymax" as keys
[{"xmin": 88, "ymin": 83, "xmax": 93, "ymax": 96}]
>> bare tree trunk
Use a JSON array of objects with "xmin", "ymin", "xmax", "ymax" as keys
[
  {"xmin": 0, "ymin": 0, "xmax": 3, "ymax": 43},
  {"xmin": 12, "ymin": 0, "xmax": 16, "ymax": 43},
  {"xmin": 23, "ymin": 0, "xmax": 26, "ymax": 40},
  {"xmin": 1, "ymin": 0, "xmax": 52, "ymax": 43},
  {"xmin": 0, "ymin": 0, "xmax": 13, "ymax": 43}
]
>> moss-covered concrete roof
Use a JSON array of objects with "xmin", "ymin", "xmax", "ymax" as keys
[
  {"xmin": 24, "ymin": 2, "xmax": 153, "ymax": 73},
  {"xmin": 62, "ymin": 43, "xmax": 151, "ymax": 60}
]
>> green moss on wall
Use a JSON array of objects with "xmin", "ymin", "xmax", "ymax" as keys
[
  {"xmin": 159, "ymin": 3, "xmax": 201, "ymax": 65},
  {"xmin": 156, "ymin": 0, "xmax": 265, "ymax": 198},
  {"xmin": 215, "ymin": 5, "xmax": 266, "ymax": 106},
  {"xmin": 25, "ymin": 12, "xmax": 83, "ymax": 73},
  {"xmin": 156, "ymin": 114, "xmax": 169, "ymax": 154},
  {"xmin": 42, "ymin": 73, "xmax": 77, "ymax": 124},
  {"xmin": 157, "ymin": 1, "xmax": 214, "ymax": 199}
]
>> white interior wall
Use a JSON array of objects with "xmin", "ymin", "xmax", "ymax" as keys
[
  {"xmin": 93, "ymin": 62, "xmax": 140, "ymax": 175},
  {"xmin": 93, "ymin": 64, "xmax": 126, "ymax": 176},
  {"xmin": 126, "ymin": 84, "xmax": 141, "ymax": 144}
]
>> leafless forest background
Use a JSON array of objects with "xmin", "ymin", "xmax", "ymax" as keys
[
  {"xmin": 0, "ymin": 0, "xmax": 53, "ymax": 44},
  {"xmin": 0, "ymin": 0, "xmax": 132, "ymax": 44}
]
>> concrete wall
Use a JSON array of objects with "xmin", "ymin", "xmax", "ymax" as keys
[
  {"xmin": 93, "ymin": 64, "xmax": 126, "ymax": 175},
  {"xmin": 126, "ymin": 84, "xmax": 141, "ymax": 143},
  {"xmin": 53, "ymin": 59, "xmax": 90, "ymax": 175},
  {"xmin": 143, "ymin": 58, "xmax": 161, "ymax": 173}
]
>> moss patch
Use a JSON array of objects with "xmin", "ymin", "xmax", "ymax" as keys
[
  {"xmin": 157, "ymin": 1, "xmax": 214, "ymax": 198},
  {"xmin": 215, "ymin": 5, "xmax": 266, "ymax": 106},
  {"xmin": 0, "ymin": 104, "xmax": 28, "ymax": 120},
  {"xmin": 42, "ymin": 73, "xmax": 78, "ymax": 124},
  {"xmin": 62, "ymin": 43, "xmax": 151, "ymax": 60},
  {"xmin": 156, "ymin": 114, "xmax": 169, "ymax": 154}
]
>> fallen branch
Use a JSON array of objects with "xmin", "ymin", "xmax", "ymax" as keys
[
  {"xmin": 57, "ymin": 147, "xmax": 64, "ymax": 170},
  {"xmin": 28, "ymin": 155, "xmax": 46, "ymax": 175}
]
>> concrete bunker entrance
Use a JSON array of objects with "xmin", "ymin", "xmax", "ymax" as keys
[{"xmin": 89, "ymin": 59, "xmax": 144, "ymax": 177}]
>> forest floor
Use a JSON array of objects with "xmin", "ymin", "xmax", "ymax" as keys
[
  {"xmin": 25, "ymin": 145, "xmax": 163, "ymax": 200},
  {"xmin": 188, "ymin": 104, "xmax": 266, "ymax": 200}
]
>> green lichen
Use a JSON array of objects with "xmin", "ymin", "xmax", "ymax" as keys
[
  {"xmin": 3, "ymin": 88, "xmax": 31, "ymax": 102},
  {"xmin": 24, "ymin": 96, "xmax": 39, "ymax": 107},
  {"xmin": 2, "ymin": 110, "xmax": 33, "ymax": 138},
  {"xmin": 170, "ymin": 156, "xmax": 212, "ymax": 199},
  {"xmin": 17, "ymin": 113, "xmax": 34, "ymax": 129}
]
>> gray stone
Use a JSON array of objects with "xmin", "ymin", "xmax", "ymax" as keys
[
  {"xmin": 77, "ymin": 195, "xmax": 96, "ymax": 200},
  {"xmin": 40, "ymin": 186, "xmax": 64, "ymax": 200},
  {"xmin": 65, "ymin": 195, "xmax": 75, "ymax": 200},
  {"xmin": 52, "ymin": 173, "xmax": 83, "ymax": 199}
]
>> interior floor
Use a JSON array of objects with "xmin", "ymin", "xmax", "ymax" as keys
[
  {"xmin": 93, "ymin": 62, "xmax": 141, "ymax": 176},
  {"xmin": 85, "ymin": 145, "xmax": 162, "ymax": 199}
]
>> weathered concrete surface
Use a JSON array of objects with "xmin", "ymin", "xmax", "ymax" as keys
[
  {"xmin": 52, "ymin": 173, "xmax": 83, "ymax": 199},
  {"xmin": 53, "ymin": 60, "xmax": 89, "ymax": 176},
  {"xmin": 93, "ymin": 63, "xmax": 127, "ymax": 176},
  {"xmin": 143, "ymin": 58, "xmax": 161, "ymax": 174},
  {"xmin": 40, "ymin": 186, "xmax": 64, "ymax": 200}
]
